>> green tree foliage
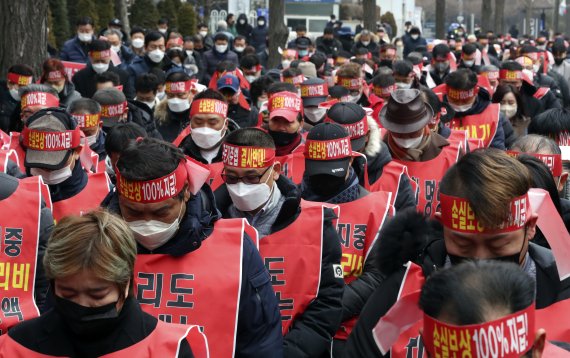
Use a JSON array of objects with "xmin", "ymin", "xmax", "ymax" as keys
[
  {"xmin": 96, "ymin": 0, "xmax": 115, "ymax": 31},
  {"xmin": 157, "ymin": 0, "xmax": 181, "ymax": 30},
  {"xmin": 130, "ymin": 0, "xmax": 160, "ymax": 30},
  {"xmin": 48, "ymin": 0, "xmax": 70, "ymax": 48},
  {"xmin": 380, "ymin": 11, "xmax": 397, "ymax": 37},
  {"xmin": 177, "ymin": 3, "xmax": 196, "ymax": 36},
  {"xmin": 72, "ymin": 0, "xmax": 99, "ymax": 31}
]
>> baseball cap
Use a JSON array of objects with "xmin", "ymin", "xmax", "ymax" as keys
[
  {"xmin": 92, "ymin": 88, "xmax": 128, "ymax": 129},
  {"xmin": 268, "ymin": 91, "xmax": 303, "ymax": 123},
  {"xmin": 328, "ymin": 85, "xmax": 349, "ymax": 99},
  {"xmin": 300, "ymin": 78, "xmax": 329, "ymax": 107},
  {"xmin": 304, "ymin": 122, "xmax": 352, "ymax": 177},
  {"xmin": 23, "ymin": 108, "xmax": 81, "ymax": 170},
  {"xmin": 380, "ymin": 89, "xmax": 433, "ymax": 134},
  {"xmin": 295, "ymin": 37, "xmax": 312, "ymax": 50},
  {"xmin": 109, "ymin": 18, "xmax": 122, "ymax": 27},
  {"xmin": 217, "ymin": 74, "xmax": 240, "ymax": 94},
  {"xmin": 324, "ymin": 102, "xmax": 368, "ymax": 151},
  {"xmin": 298, "ymin": 62, "xmax": 317, "ymax": 79}
]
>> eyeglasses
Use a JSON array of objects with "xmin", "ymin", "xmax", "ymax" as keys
[{"xmin": 222, "ymin": 166, "xmax": 272, "ymax": 185}]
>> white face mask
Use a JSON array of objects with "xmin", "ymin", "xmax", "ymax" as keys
[
  {"xmin": 148, "ymin": 49, "xmax": 165, "ymax": 63},
  {"xmin": 132, "ymin": 38, "xmax": 144, "ymax": 49},
  {"xmin": 31, "ymin": 165, "xmax": 73, "ymax": 185},
  {"xmin": 156, "ymin": 90, "xmax": 166, "ymax": 100},
  {"xmin": 361, "ymin": 41, "xmax": 371, "ymax": 46},
  {"xmin": 185, "ymin": 50, "xmax": 193, "ymax": 57},
  {"xmin": 239, "ymin": 19, "xmax": 246, "ymax": 25},
  {"xmin": 78, "ymin": 32, "xmax": 93, "ymax": 42},
  {"xmin": 258, "ymin": 21, "xmax": 265, "ymax": 26},
  {"xmin": 533, "ymin": 64, "xmax": 541, "ymax": 74},
  {"xmin": 86, "ymin": 132, "xmax": 98, "ymax": 146},
  {"xmin": 128, "ymin": 204, "xmax": 183, "ymax": 251},
  {"xmin": 9, "ymin": 88, "xmax": 20, "ymax": 101},
  {"xmin": 191, "ymin": 123, "xmax": 225, "ymax": 149},
  {"xmin": 396, "ymin": 82, "xmax": 412, "ymax": 89},
  {"xmin": 234, "ymin": 46, "xmax": 245, "ymax": 53},
  {"xmin": 227, "ymin": 167, "xmax": 273, "ymax": 212},
  {"xmin": 141, "ymin": 100, "xmax": 156, "ymax": 109},
  {"xmin": 346, "ymin": 93, "xmax": 361, "ymax": 103},
  {"xmin": 463, "ymin": 60, "xmax": 475, "ymax": 67},
  {"xmin": 111, "ymin": 45, "xmax": 121, "ymax": 53},
  {"xmin": 52, "ymin": 83, "xmax": 65, "ymax": 93},
  {"xmin": 523, "ymin": 69, "xmax": 534, "ymax": 81},
  {"xmin": 304, "ymin": 107, "xmax": 327, "ymax": 124},
  {"xmin": 393, "ymin": 135, "xmax": 423, "ymax": 149},
  {"xmin": 500, "ymin": 104, "xmax": 517, "ymax": 119},
  {"xmin": 167, "ymin": 97, "xmax": 190, "ymax": 112},
  {"xmin": 245, "ymin": 75, "xmax": 258, "ymax": 83},
  {"xmin": 411, "ymin": 34, "xmax": 419, "ymax": 40},
  {"xmin": 448, "ymin": 102, "xmax": 473, "ymax": 113},
  {"xmin": 199, "ymin": 31, "xmax": 208, "ymax": 37},
  {"xmin": 281, "ymin": 60, "xmax": 291, "ymax": 69},
  {"xmin": 92, "ymin": 62, "xmax": 109, "ymax": 74},
  {"xmin": 158, "ymin": 28, "xmax": 168, "ymax": 34},
  {"xmin": 215, "ymin": 44, "xmax": 228, "ymax": 53}
]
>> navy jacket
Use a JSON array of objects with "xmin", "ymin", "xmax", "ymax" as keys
[
  {"xmin": 59, "ymin": 36, "xmax": 96, "ymax": 64},
  {"xmin": 103, "ymin": 184, "xmax": 283, "ymax": 357},
  {"xmin": 126, "ymin": 55, "xmax": 176, "ymax": 97},
  {"xmin": 202, "ymin": 49, "xmax": 239, "ymax": 82}
]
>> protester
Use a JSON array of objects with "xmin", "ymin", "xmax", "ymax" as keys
[
  {"xmin": 403, "ymin": 27, "xmax": 427, "ymax": 58},
  {"xmin": 203, "ymin": 33, "xmax": 239, "ymax": 82},
  {"xmin": 103, "ymin": 137, "xmax": 282, "ymax": 357},
  {"xmin": 68, "ymin": 98, "xmax": 106, "ymax": 171},
  {"xmin": 336, "ymin": 62, "xmax": 370, "ymax": 106},
  {"xmin": 129, "ymin": 26, "xmax": 146, "ymax": 57},
  {"xmin": 492, "ymin": 84, "xmax": 530, "ymax": 140},
  {"xmin": 0, "ymin": 65, "xmax": 34, "ymax": 133},
  {"xmin": 267, "ymin": 91, "xmax": 305, "ymax": 156},
  {"xmin": 40, "ymin": 59, "xmax": 81, "ymax": 108},
  {"xmin": 60, "ymin": 17, "xmax": 97, "ymax": 63},
  {"xmin": 18, "ymin": 84, "xmax": 60, "ymax": 131},
  {"xmin": 154, "ymin": 72, "xmax": 195, "ymax": 141},
  {"xmin": 0, "ymin": 210, "xmax": 205, "ymax": 356},
  {"xmin": 250, "ymin": 16, "xmax": 268, "ymax": 53},
  {"xmin": 126, "ymin": 31, "xmax": 171, "ymax": 95},
  {"xmin": 552, "ymin": 41, "xmax": 570, "ymax": 83},
  {"xmin": 236, "ymin": 14, "xmax": 253, "ymax": 40},
  {"xmin": 316, "ymin": 27, "xmax": 343, "ymax": 57},
  {"xmin": 429, "ymin": 44, "xmax": 453, "ymax": 86},
  {"xmin": 133, "ymin": 73, "xmax": 160, "ymax": 110},
  {"xmin": 218, "ymin": 74, "xmax": 258, "ymax": 128}
]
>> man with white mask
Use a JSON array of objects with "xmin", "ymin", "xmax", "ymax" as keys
[
  {"xmin": 154, "ymin": 72, "xmax": 195, "ymax": 142},
  {"xmin": 68, "ymin": 98, "xmax": 107, "ymax": 173},
  {"xmin": 127, "ymin": 31, "xmax": 168, "ymax": 96},
  {"xmin": 103, "ymin": 137, "xmax": 282, "ymax": 358},
  {"xmin": 215, "ymin": 127, "xmax": 344, "ymax": 357},
  {"xmin": 336, "ymin": 62, "xmax": 370, "ymax": 107},
  {"xmin": 60, "ymin": 16, "xmax": 97, "ymax": 64}
]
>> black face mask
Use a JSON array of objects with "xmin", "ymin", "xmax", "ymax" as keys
[
  {"xmin": 308, "ymin": 174, "xmax": 346, "ymax": 197},
  {"xmin": 379, "ymin": 59, "xmax": 393, "ymax": 68},
  {"xmin": 55, "ymin": 295, "xmax": 121, "ymax": 337},
  {"xmin": 269, "ymin": 130, "xmax": 299, "ymax": 147},
  {"xmin": 555, "ymin": 58, "xmax": 565, "ymax": 66},
  {"xmin": 448, "ymin": 229, "xmax": 527, "ymax": 266}
]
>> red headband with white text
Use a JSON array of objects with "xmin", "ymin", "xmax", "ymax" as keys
[
  {"xmin": 222, "ymin": 143, "xmax": 275, "ymax": 168},
  {"xmin": 21, "ymin": 92, "xmax": 60, "ymax": 110},
  {"xmin": 21, "ymin": 127, "xmax": 82, "ymax": 151},
  {"xmin": 506, "ymin": 151, "xmax": 563, "ymax": 177},
  {"xmin": 190, "ymin": 98, "xmax": 228, "ymax": 118},
  {"xmin": 304, "ymin": 137, "xmax": 352, "ymax": 160}
]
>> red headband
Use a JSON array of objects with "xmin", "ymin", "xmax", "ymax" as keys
[
  {"xmin": 301, "ymin": 83, "xmax": 329, "ymax": 98},
  {"xmin": 117, "ymin": 161, "xmax": 188, "ymax": 203},
  {"xmin": 483, "ymin": 71, "xmax": 499, "ymax": 80},
  {"xmin": 373, "ymin": 84, "xmax": 396, "ymax": 97},
  {"xmin": 21, "ymin": 127, "xmax": 82, "ymax": 151},
  {"xmin": 439, "ymin": 193, "xmax": 530, "ymax": 234},
  {"xmin": 506, "ymin": 151, "xmax": 563, "ymax": 177},
  {"xmin": 7, "ymin": 72, "xmax": 33, "ymax": 86},
  {"xmin": 190, "ymin": 98, "xmax": 228, "ymax": 117},
  {"xmin": 525, "ymin": 52, "xmax": 538, "ymax": 61},
  {"xmin": 89, "ymin": 50, "xmax": 111, "ymax": 60},
  {"xmin": 47, "ymin": 70, "xmax": 66, "ymax": 81},
  {"xmin": 447, "ymin": 87, "xmax": 478, "ymax": 102},
  {"xmin": 423, "ymin": 305, "xmax": 535, "ymax": 358},
  {"xmin": 499, "ymin": 69, "xmax": 523, "ymax": 80},
  {"xmin": 166, "ymin": 80, "xmax": 192, "ymax": 94},
  {"xmin": 324, "ymin": 116, "xmax": 368, "ymax": 139},
  {"xmin": 381, "ymin": 48, "xmax": 397, "ymax": 57},
  {"xmin": 21, "ymin": 92, "xmax": 60, "ymax": 110},
  {"xmin": 304, "ymin": 137, "xmax": 352, "ymax": 160},
  {"xmin": 268, "ymin": 92, "xmax": 302, "ymax": 113},
  {"xmin": 282, "ymin": 74, "xmax": 305, "ymax": 86},
  {"xmin": 222, "ymin": 143, "xmax": 276, "ymax": 168},
  {"xmin": 337, "ymin": 77, "xmax": 361, "ymax": 90},
  {"xmin": 71, "ymin": 113, "xmax": 101, "ymax": 128},
  {"xmin": 100, "ymin": 101, "xmax": 127, "ymax": 118}
]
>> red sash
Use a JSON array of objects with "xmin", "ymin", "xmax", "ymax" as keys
[
  {"xmin": 258, "ymin": 200, "xmax": 324, "ymax": 334},
  {"xmin": 326, "ymin": 191, "xmax": 394, "ymax": 339},
  {"xmin": 79, "ymin": 144, "xmax": 106, "ymax": 173},
  {"xmin": 445, "ymin": 104, "xmax": 500, "ymax": 148},
  {"xmin": 276, "ymin": 152, "xmax": 305, "ymax": 185},
  {"xmin": 173, "ymin": 126, "xmax": 192, "ymax": 147},
  {"xmin": 448, "ymin": 129, "xmax": 484, "ymax": 151},
  {"xmin": 0, "ymin": 130, "xmax": 10, "ymax": 150},
  {"xmin": 0, "ymin": 150, "xmax": 19, "ymax": 174},
  {"xmin": 534, "ymin": 87, "xmax": 550, "ymax": 100},
  {"xmin": 0, "ymin": 320, "xmax": 209, "ymax": 358},
  {"xmin": 207, "ymin": 161, "xmax": 225, "ymax": 191},
  {"xmin": 52, "ymin": 172, "xmax": 110, "ymax": 222},
  {"xmin": 367, "ymin": 161, "xmax": 413, "ymax": 208},
  {"xmin": 134, "ymin": 218, "xmax": 247, "ymax": 358},
  {"xmin": 0, "ymin": 177, "xmax": 42, "ymax": 334},
  {"xmin": 394, "ymin": 141, "xmax": 461, "ymax": 217},
  {"xmin": 7, "ymin": 133, "xmax": 25, "ymax": 173}
]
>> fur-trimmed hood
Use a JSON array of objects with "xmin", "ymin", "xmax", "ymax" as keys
[
  {"xmin": 153, "ymin": 97, "xmax": 171, "ymax": 125},
  {"xmin": 364, "ymin": 115, "xmax": 382, "ymax": 158}
]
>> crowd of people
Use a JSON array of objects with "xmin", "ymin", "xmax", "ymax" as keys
[{"xmin": 1, "ymin": 9, "xmax": 570, "ymax": 358}]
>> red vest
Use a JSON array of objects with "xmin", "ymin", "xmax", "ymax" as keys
[
  {"xmin": 445, "ymin": 104, "xmax": 500, "ymax": 148},
  {"xmin": 79, "ymin": 144, "xmax": 106, "ymax": 173},
  {"xmin": 534, "ymin": 87, "xmax": 550, "ymax": 100},
  {"xmin": 394, "ymin": 141, "xmax": 461, "ymax": 217},
  {"xmin": 0, "ymin": 320, "xmax": 209, "ymax": 358},
  {"xmin": 52, "ymin": 172, "xmax": 110, "ymax": 222},
  {"xmin": 448, "ymin": 129, "xmax": 484, "ymax": 151},
  {"xmin": 207, "ymin": 161, "xmax": 225, "ymax": 191},
  {"xmin": 276, "ymin": 152, "xmax": 305, "ymax": 185},
  {"xmin": 326, "ymin": 191, "xmax": 394, "ymax": 340},
  {"xmin": 134, "ymin": 218, "xmax": 246, "ymax": 358},
  {"xmin": 258, "ymin": 200, "xmax": 324, "ymax": 334},
  {"xmin": 7, "ymin": 133, "xmax": 25, "ymax": 173},
  {"xmin": 0, "ymin": 130, "xmax": 10, "ymax": 149},
  {"xmin": 0, "ymin": 150, "xmax": 19, "ymax": 174},
  {"xmin": 0, "ymin": 177, "xmax": 42, "ymax": 334},
  {"xmin": 367, "ymin": 160, "xmax": 413, "ymax": 208},
  {"xmin": 173, "ymin": 126, "xmax": 192, "ymax": 147}
]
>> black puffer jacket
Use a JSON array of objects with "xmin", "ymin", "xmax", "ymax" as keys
[
  {"xmin": 216, "ymin": 176, "xmax": 344, "ymax": 357},
  {"xmin": 344, "ymin": 209, "xmax": 570, "ymax": 357}
]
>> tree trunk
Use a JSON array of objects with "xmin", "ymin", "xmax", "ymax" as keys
[
  {"xmin": 494, "ymin": 0, "xmax": 505, "ymax": 34},
  {"xmin": 554, "ymin": 0, "xmax": 561, "ymax": 33},
  {"xmin": 435, "ymin": 0, "xmax": 446, "ymax": 39},
  {"xmin": 115, "ymin": 0, "xmax": 130, "ymax": 35},
  {"xmin": 566, "ymin": 0, "xmax": 570, "ymax": 34},
  {"xmin": 525, "ymin": 0, "xmax": 533, "ymax": 36},
  {"xmin": 481, "ymin": 0, "xmax": 493, "ymax": 32},
  {"xmin": 0, "ymin": 0, "xmax": 48, "ymax": 78},
  {"xmin": 363, "ymin": 0, "xmax": 377, "ymax": 32},
  {"xmin": 267, "ymin": 0, "xmax": 289, "ymax": 69}
]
